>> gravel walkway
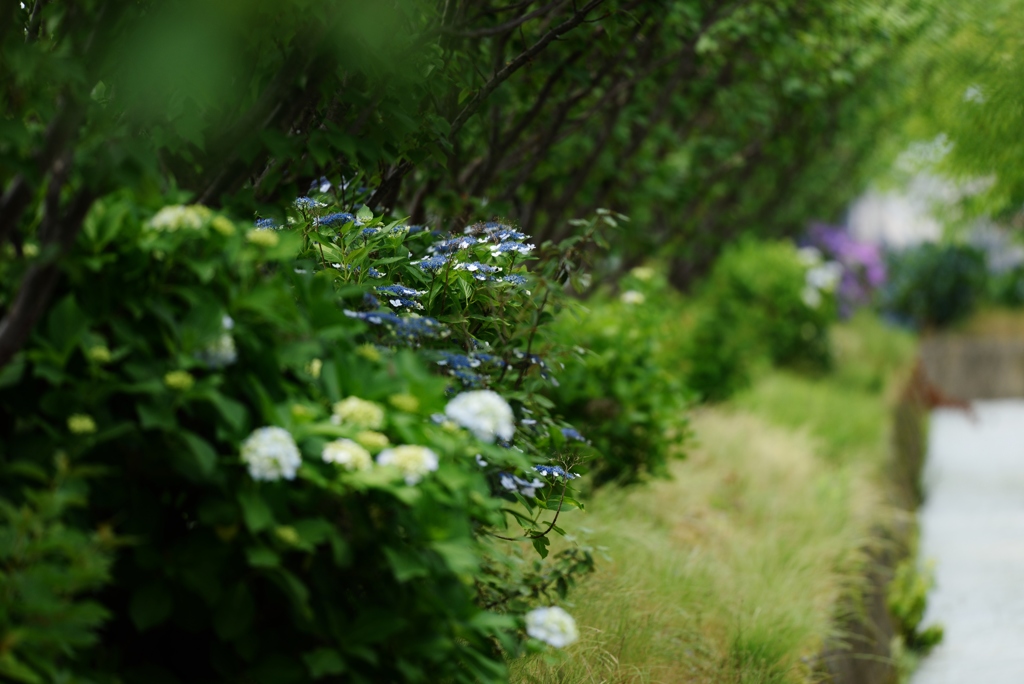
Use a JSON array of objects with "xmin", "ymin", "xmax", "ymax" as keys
[{"xmin": 911, "ymin": 400, "xmax": 1024, "ymax": 683}]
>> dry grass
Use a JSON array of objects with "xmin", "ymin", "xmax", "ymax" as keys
[
  {"xmin": 512, "ymin": 411, "xmax": 880, "ymax": 684},
  {"xmin": 955, "ymin": 306, "xmax": 1024, "ymax": 338},
  {"xmin": 511, "ymin": 314, "xmax": 914, "ymax": 684}
]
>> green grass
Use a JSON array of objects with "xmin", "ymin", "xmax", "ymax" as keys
[{"xmin": 510, "ymin": 313, "xmax": 916, "ymax": 684}]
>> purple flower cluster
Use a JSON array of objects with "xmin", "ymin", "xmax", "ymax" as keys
[{"xmin": 805, "ymin": 223, "xmax": 886, "ymax": 315}]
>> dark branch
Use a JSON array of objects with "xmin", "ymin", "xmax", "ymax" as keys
[{"xmin": 447, "ymin": 0, "xmax": 607, "ymax": 140}]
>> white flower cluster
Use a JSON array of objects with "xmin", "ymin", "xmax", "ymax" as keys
[
  {"xmin": 241, "ymin": 427, "xmax": 302, "ymax": 481},
  {"xmin": 377, "ymin": 445, "xmax": 439, "ymax": 485},
  {"xmin": 797, "ymin": 247, "xmax": 842, "ymax": 309},
  {"xmin": 321, "ymin": 439, "xmax": 372, "ymax": 471},
  {"xmin": 444, "ymin": 390, "xmax": 515, "ymax": 443},
  {"xmin": 525, "ymin": 606, "xmax": 579, "ymax": 648},
  {"xmin": 148, "ymin": 204, "xmax": 210, "ymax": 231},
  {"xmin": 331, "ymin": 396, "xmax": 385, "ymax": 429},
  {"xmin": 197, "ymin": 315, "xmax": 237, "ymax": 369},
  {"xmin": 620, "ymin": 290, "xmax": 645, "ymax": 305}
]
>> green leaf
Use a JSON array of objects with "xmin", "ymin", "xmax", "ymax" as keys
[
  {"xmin": 181, "ymin": 430, "xmax": 217, "ymax": 476},
  {"xmin": 0, "ymin": 653, "xmax": 43, "ymax": 683},
  {"xmin": 238, "ymin": 490, "xmax": 274, "ymax": 532},
  {"xmin": 46, "ymin": 295, "xmax": 89, "ymax": 363},
  {"xmin": 203, "ymin": 391, "xmax": 248, "ymax": 433},
  {"xmin": 531, "ymin": 536, "xmax": 550, "ymax": 559},
  {"xmin": 137, "ymin": 402, "xmax": 176, "ymax": 431},
  {"xmin": 383, "ymin": 547, "xmax": 430, "ymax": 582},
  {"xmin": 304, "ymin": 648, "xmax": 347, "ymax": 679},
  {"xmin": 246, "ymin": 545, "xmax": 280, "ymax": 568},
  {"xmin": 356, "ymin": 205, "xmax": 374, "ymax": 224},
  {"xmin": 0, "ymin": 356, "xmax": 25, "ymax": 389},
  {"xmin": 129, "ymin": 581, "xmax": 173, "ymax": 631},
  {"xmin": 213, "ymin": 584, "xmax": 256, "ymax": 639}
]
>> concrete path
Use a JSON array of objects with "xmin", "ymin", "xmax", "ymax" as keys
[{"xmin": 911, "ymin": 401, "xmax": 1024, "ymax": 684}]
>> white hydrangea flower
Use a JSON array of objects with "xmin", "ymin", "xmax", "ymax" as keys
[
  {"xmin": 148, "ymin": 204, "xmax": 209, "ymax": 231},
  {"xmin": 322, "ymin": 439, "xmax": 372, "ymax": 471},
  {"xmin": 796, "ymin": 246, "xmax": 823, "ymax": 266},
  {"xmin": 241, "ymin": 427, "xmax": 302, "ymax": 481},
  {"xmin": 444, "ymin": 390, "xmax": 515, "ymax": 443},
  {"xmin": 197, "ymin": 315, "xmax": 237, "ymax": 368},
  {"xmin": 525, "ymin": 606, "xmax": 579, "ymax": 648},
  {"xmin": 630, "ymin": 266, "xmax": 655, "ymax": 281},
  {"xmin": 801, "ymin": 286, "xmax": 822, "ymax": 309},
  {"xmin": 331, "ymin": 396, "xmax": 385, "ymax": 429},
  {"xmin": 620, "ymin": 290, "xmax": 645, "ymax": 305},
  {"xmin": 806, "ymin": 261, "xmax": 843, "ymax": 291},
  {"xmin": 376, "ymin": 445, "xmax": 439, "ymax": 485}
]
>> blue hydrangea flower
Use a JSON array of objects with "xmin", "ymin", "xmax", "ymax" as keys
[
  {"xmin": 413, "ymin": 255, "xmax": 449, "ymax": 271},
  {"xmin": 534, "ymin": 465, "xmax": 578, "ymax": 480},
  {"xmin": 294, "ymin": 196, "xmax": 326, "ymax": 210},
  {"xmin": 310, "ymin": 176, "xmax": 332, "ymax": 194},
  {"xmin": 376, "ymin": 285, "xmax": 424, "ymax": 298},
  {"xmin": 430, "ymin": 237, "xmax": 476, "ymax": 254},
  {"xmin": 437, "ymin": 353, "xmax": 482, "ymax": 369},
  {"xmin": 491, "ymin": 241, "xmax": 535, "ymax": 256},
  {"xmin": 451, "ymin": 369, "xmax": 484, "ymax": 387},
  {"xmin": 344, "ymin": 310, "xmax": 402, "ymax": 326},
  {"xmin": 561, "ymin": 427, "xmax": 587, "ymax": 442},
  {"xmin": 482, "ymin": 221, "xmax": 513, "ymax": 233},
  {"xmin": 362, "ymin": 292, "xmax": 380, "ymax": 309},
  {"xmin": 498, "ymin": 472, "xmax": 546, "ymax": 498},
  {"xmin": 455, "ymin": 262, "xmax": 503, "ymax": 281},
  {"xmin": 367, "ymin": 267, "xmax": 385, "ymax": 278},
  {"xmin": 472, "ymin": 353, "xmax": 506, "ymax": 368},
  {"xmin": 344, "ymin": 310, "xmax": 448, "ymax": 342},
  {"xmin": 394, "ymin": 315, "xmax": 447, "ymax": 340},
  {"xmin": 319, "ymin": 212, "xmax": 360, "ymax": 227},
  {"xmin": 254, "ymin": 218, "xmax": 278, "ymax": 229},
  {"xmin": 385, "ymin": 297, "xmax": 423, "ymax": 310},
  {"xmin": 361, "ymin": 228, "xmax": 379, "ymax": 237},
  {"xmin": 502, "ymin": 274, "xmax": 528, "ymax": 286}
]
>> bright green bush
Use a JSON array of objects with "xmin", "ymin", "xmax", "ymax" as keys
[
  {"xmin": 988, "ymin": 265, "xmax": 1024, "ymax": 307},
  {"xmin": 546, "ymin": 266, "xmax": 691, "ymax": 486},
  {"xmin": 0, "ymin": 194, "xmax": 604, "ymax": 682},
  {"xmin": 881, "ymin": 243, "xmax": 987, "ymax": 329},
  {"xmin": 888, "ymin": 558, "xmax": 944, "ymax": 654},
  {"xmin": 686, "ymin": 240, "xmax": 837, "ymax": 401}
]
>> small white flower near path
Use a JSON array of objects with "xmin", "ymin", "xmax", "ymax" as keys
[{"xmin": 912, "ymin": 400, "xmax": 1024, "ymax": 684}]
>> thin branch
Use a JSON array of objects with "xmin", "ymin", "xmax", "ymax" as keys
[
  {"xmin": 25, "ymin": 0, "xmax": 46, "ymax": 42},
  {"xmin": 488, "ymin": 479, "xmax": 569, "ymax": 541},
  {"xmin": 447, "ymin": 0, "xmax": 607, "ymax": 140},
  {"xmin": 0, "ymin": 166, "xmax": 94, "ymax": 369},
  {"xmin": 443, "ymin": 0, "xmax": 566, "ymax": 38}
]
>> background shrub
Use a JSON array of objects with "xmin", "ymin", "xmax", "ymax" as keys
[
  {"xmin": 685, "ymin": 239, "xmax": 837, "ymax": 401},
  {"xmin": 546, "ymin": 266, "xmax": 691, "ymax": 486},
  {"xmin": 987, "ymin": 264, "xmax": 1024, "ymax": 308},
  {"xmin": 880, "ymin": 243, "xmax": 986, "ymax": 329}
]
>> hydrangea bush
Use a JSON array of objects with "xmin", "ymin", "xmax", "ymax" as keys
[
  {"xmin": 0, "ymin": 190, "xmax": 604, "ymax": 681},
  {"xmin": 686, "ymin": 239, "xmax": 838, "ymax": 401}
]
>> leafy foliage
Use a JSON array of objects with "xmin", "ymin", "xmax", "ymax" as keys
[
  {"xmin": 686, "ymin": 240, "xmax": 837, "ymax": 401},
  {"xmin": 0, "ymin": 192, "xmax": 609, "ymax": 682},
  {"xmin": 888, "ymin": 558, "xmax": 944, "ymax": 654},
  {"xmin": 546, "ymin": 266, "xmax": 691, "ymax": 485},
  {"xmin": 880, "ymin": 242, "xmax": 986, "ymax": 329}
]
